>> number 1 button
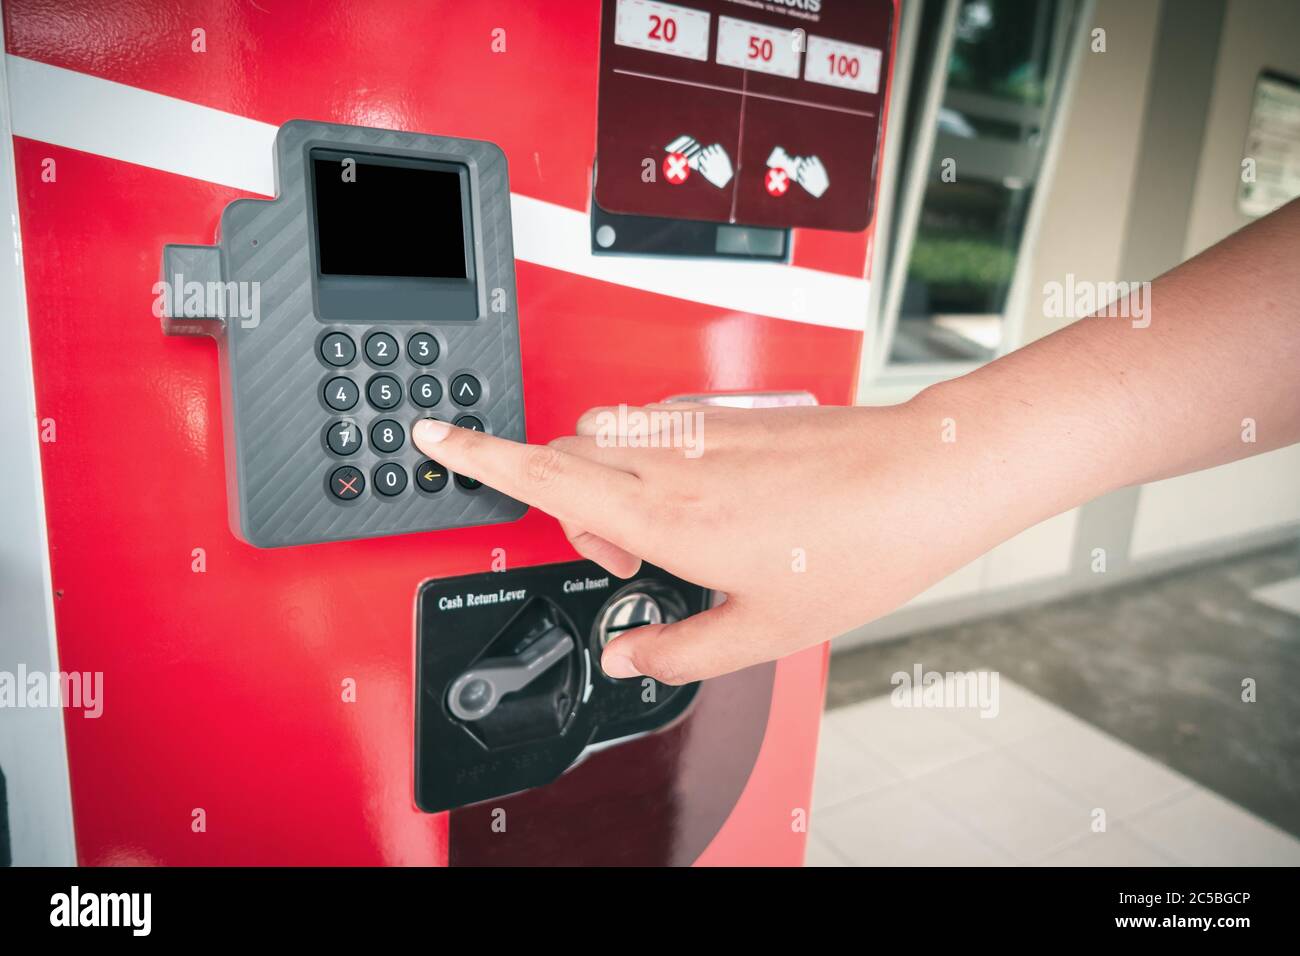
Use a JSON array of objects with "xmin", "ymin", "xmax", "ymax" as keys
[{"xmin": 320, "ymin": 332, "xmax": 356, "ymax": 367}]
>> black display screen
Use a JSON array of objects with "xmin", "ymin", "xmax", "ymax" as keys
[{"xmin": 312, "ymin": 153, "xmax": 469, "ymax": 278}]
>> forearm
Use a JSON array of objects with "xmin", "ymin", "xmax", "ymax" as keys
[
  {"xmin": 913, "ymin": 198, "xmax": 1300, "ymax": 544},
  {"xmin": 410, "ymin": 201, "xmax": 1300, "ymax": 683}
]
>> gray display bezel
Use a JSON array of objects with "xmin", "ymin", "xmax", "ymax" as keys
[
  {"xmin": 305, "ymin": 145, "xmax": 480, "ymax": 324},
  {"xmin": 163, "ymin": 119, "xmax": 530, "ymax": 547}
]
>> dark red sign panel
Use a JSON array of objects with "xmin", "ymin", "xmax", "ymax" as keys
[{"xmin": 596, "ymin": 0, "xmax": 894, "ymax": 232}]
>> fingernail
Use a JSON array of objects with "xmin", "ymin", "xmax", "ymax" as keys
[
  {"xmin": 601, "ymin": 651, "xmax": 642, "ymax": 679},
  {"xmin": 414, "ymin": 419, "xmax": 451, "ymax": 444}
]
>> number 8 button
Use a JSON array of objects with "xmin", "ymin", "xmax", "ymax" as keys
[{"xmin": 370, "ymin": 419, "xmax": 404, "ymax": 453}]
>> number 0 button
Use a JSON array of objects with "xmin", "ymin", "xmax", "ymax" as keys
[
  {"xmin": 374, "ymin": 462, "xmax": 408, "ymax": 497},
  {"xmin": 365, "ymin": 332, "xmax": 399, "ymax": 366},
  {"xmin": 321, "ymin": 332, "xmax": 356, "ymax": 367},
  {"xmin": 408, "ymin": 333, "xmax": 439, "ymax": 365},
  {"xmin": 370, "ymin": 418, "xmax": 405, "ymax": 453}
]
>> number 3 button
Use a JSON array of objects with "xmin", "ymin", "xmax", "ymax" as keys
[{"xmin": 408, "ymin": 332, "xmax": 439, "ymax": 366}]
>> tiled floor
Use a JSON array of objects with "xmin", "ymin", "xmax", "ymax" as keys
[
  {"xmin": 824, "ymin": 543, "xmax": 1300, "ymax": 845},
  {"xmin": 809, "ymin": 677, "xmax": 1300, "ymax": 866}
]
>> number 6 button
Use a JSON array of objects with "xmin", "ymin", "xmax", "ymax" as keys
[
  {"xmin": 411, "ymin": 375, "xmax": 442, "ymax": 408},
  {"xmin": 370, "ymin": 419, "xmax": 405, "ymax": 453}
]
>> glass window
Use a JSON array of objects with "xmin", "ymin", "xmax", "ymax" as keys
[{"xmin": 885, "ymin": 0, "xmax": 1084, "ymax": 366}]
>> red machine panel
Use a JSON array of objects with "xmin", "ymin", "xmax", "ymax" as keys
[{"xmin": 5, "ymin": 0, "xmax": 896, "ymax": 866}]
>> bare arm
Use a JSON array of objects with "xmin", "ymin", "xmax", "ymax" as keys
[{"xmin": 412, "ymin": 198, "xmax": 1300, "ymax": 683}]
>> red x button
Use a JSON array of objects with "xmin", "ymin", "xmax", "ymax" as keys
[{"xmin": 330, "ymin": 465, "xmax": 364, "ymax": 500}]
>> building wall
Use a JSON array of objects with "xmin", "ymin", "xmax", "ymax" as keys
[
  {"xmin": 1183, "ymin": 0, "xmax": 1300, "ymax": 259},
  {"xmin": 841, "ymin": 0, "xmax": 1300, "ymax": 649}
]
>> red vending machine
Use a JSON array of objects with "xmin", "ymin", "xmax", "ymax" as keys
[{"xmin": 0, "ymin": 0, "xmax": 896, "ymax": 866}]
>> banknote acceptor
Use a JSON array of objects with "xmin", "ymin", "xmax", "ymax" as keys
[{"xmin": 161, "ymin": 120, "xmax": 527, "ymax": 547}]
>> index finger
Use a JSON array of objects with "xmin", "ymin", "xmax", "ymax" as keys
[{"xmin": 411, "ymin": 419, "xmax": 645, "ymax": 543}]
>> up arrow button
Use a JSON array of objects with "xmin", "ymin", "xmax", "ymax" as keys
[{"xmin": 451, "ymin": 374, "xmax": 482, "ymax": 407}]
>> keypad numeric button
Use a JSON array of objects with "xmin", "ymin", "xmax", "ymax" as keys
[
  {"xmin": 374, "ymin": 462, "xmax": 409, "ymax": 497},
  {"xmin": 367, "ymin": 374, "xmax": 402, "ymax": 410},
  {"xmin": 370, "ymin": 418, "xmax": 405, "ymax": 453},
  {"xmin": 365, "ymin": 332, "xmax": 399, "ymax": 366},
  {"xmin": 320, "ymin": 332, "xmax": 356, "ymax": 367},
  {"xmin": 326, "ymin": 420, "xmax": 362, "ymax": 456},
  {"xmin": 411, "ymin": 375, "xmax": 442, "ymax": 408},
  {"xmin": 323, "ymin": 377, "xmax": 359, "ymax": 411},
  {"xmin": 408, "ymin": 333, "xmax": 439, "ymax": 366}
]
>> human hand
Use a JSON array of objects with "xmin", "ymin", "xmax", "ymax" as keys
[{"xmin": 412, "ymin": 398, "xmax": 1006, "ymax": 684}]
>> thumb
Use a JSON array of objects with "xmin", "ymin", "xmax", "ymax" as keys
[{"xmin": 600, "ymin": 599, "xmax": 760, "ymax": 685}]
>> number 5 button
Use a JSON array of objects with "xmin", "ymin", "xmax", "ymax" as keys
[{"xmin": 367, "ymin": 374, "xmax": 402, "ymax": 410}]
